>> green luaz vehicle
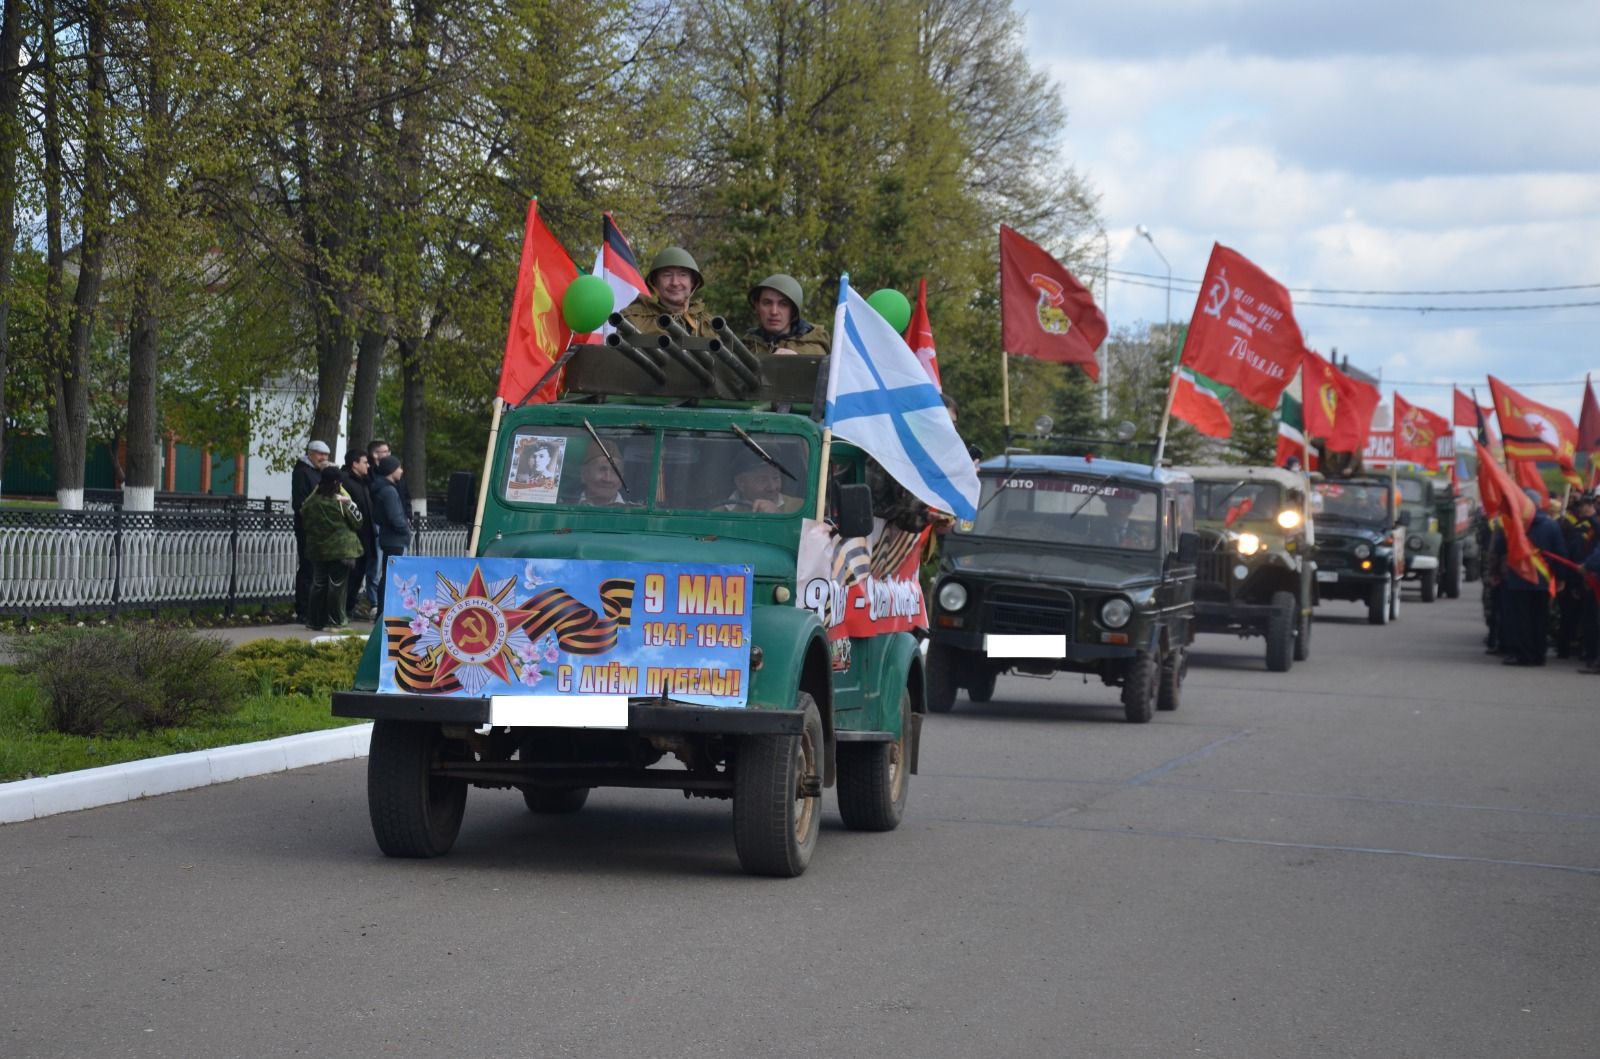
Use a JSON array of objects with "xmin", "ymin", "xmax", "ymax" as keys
[
  {"xmin": 332, "ymin": 341, "xmax": 927, "ymax": 877},
  {"xmin": 1179, "ymin": 465, "xmax": 1314, "ymax": 672},
  {"xmin": 1311, "ymin": 476, "xmax": 1403, "ymax": 625},
  {"xmin": 925, "ymin": 455, "xmax": 1197, "ymax": 723}
]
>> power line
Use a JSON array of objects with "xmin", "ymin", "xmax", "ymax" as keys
[
  {"xmin": 1107, "ymin": 266, "xmax": 1600, "ymax": 296},
  {"xmin": 1108, "ymin": 274, "xmax": 1600, "ymax": 312}
]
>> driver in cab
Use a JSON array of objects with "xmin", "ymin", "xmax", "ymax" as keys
[
  {"xmin": 576, "ymin": 442, "xmax": 631, "ymax": 506},
  {"xmin": 722, "ymin": 450, "xmax": 803, "ymax": 514},
  {"xmin": 1101, "ymin": 491, "xmax": 1155, "ymax": 549}
]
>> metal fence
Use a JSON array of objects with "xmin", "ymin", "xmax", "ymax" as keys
[{"xmin": 0, "ymin": 509, "xmax": 468, "ymax": 616}]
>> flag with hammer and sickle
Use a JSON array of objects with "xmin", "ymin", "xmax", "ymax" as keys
[{"xmin": 498, "ymin": 199, "xmax": 579, "ymax": 405}]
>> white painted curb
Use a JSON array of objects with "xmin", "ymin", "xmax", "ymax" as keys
[{"xmin": 0, "ymin": 723, "xmax": 374, "ymax": 825}]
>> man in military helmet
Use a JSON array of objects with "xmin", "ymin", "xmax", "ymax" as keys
[
  {"xmin": 618, "ymin": 246, "xmax": 717, "ymax": 337},
  {"xmin": 743, "ymin": 273, "xmax": 831, "ymax": 357}
]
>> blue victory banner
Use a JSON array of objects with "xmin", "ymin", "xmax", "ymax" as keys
[{"xmin": 379, "ymin": 557, "xmax": 753, "ymax": 708}]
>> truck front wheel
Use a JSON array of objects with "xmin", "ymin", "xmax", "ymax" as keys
[
  {"xmin": 1420, "ymin": 568, "xmax": 1437, "ymax": 603},
  {"xmin": 837, "ymin": 689, "xmax": 910, "ymax": 831},
  {"xmin": 1121, "ymin": 652, "xmax": 1157, "ymax": 723},
  {"xmin": 733, "ymin": 692, "xmax": 823, "ymax": 877},
  {"xmin": 1265, "ymin": 591, "xmax": 1295, "ymax": 672},
  {"xmin": 367, "ymin": 720, "xmax": 467, "ymax": 858}
]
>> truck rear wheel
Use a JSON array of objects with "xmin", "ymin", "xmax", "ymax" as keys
[
  {"xmin": 1293, "ymin": 602, "xmax": 1312, "ymax": 661},
  {"xmin": 521, "ymin": 786, "xmax": 590, "ymax": 813},
  {"xmin": 1420, "ymin": 568, "xmax": 1437, "ymax": 603},
  {"xmin": 1265, "ymin": 591, "xmax": 1295, "ymax": 672},
  {"xmin": 1157, "ymin": 646, "xmax": 1184, "ymax": 711},
  {"xmin": 1441, "ymin": 545, "xmax": 1461, "ymax": 598},
  {"xmin": 367, "ymin": 720, "xmax": 467, "ymax": 858},
  {"xmin": 925, "ymin": 643, "xmax": 959, "ymax": 713},
  {"xmin": 1368, "ymin": 580, "xmax": 1390, "ymax": 625},
  {"xmin": 733, "ymin": 693, "xmax": 823, "ymax": 877},
  {"xmin": 837, "ymin": 689, "xmax": 910, "ymax": 831},
  {"xmin": 1121, "ymin": 652, "xmax": 1157, "ymax": 724}
]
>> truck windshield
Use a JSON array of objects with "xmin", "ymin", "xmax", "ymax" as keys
[
  {"xmin": 1397, "ymin": 478, "xmax": 1428, "ymax": 504},
  {"xmin": 958, "ymin": 474, "xmax": 1160, "ymax": 550},
  {"xmin": 1314, "ymin": 481, "xmax": 1392, "ymax": 521},
  {"xmin": 1195, "ymin": 481, "xmax": 1282, "ymax": 524}
]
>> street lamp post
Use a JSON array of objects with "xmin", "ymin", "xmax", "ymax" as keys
[
  {"xmin": 1135, "ymin": 224, "xmax": 1171, "ymax": 341},
  {"xmin": 1138, "ymin": 224, "xmax": 1177, "ymax": 466},
  {"xmin": 1097, "ymin": 227, "xmax": 1111, "ymax": 419}
]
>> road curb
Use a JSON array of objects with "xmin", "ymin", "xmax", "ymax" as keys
[{"xmin": 0, "ymin": 723, "xmax": 374, "ymax": 825}]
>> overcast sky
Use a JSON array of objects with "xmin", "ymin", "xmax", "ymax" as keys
[{"xmin": 1017, "ymin": 0, "xmax": 1600, "ymax": 422}]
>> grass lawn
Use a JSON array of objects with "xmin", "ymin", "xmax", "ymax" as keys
[{"xmin": 0, "ymin": 637, "xmax": 368, "ymax": 783}]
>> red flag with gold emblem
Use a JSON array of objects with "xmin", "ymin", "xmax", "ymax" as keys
[
  {"xmin": 1488, "ymin": 374, "xmax": 1580, "ymax": 485},
  {"xmin": 1478, "ymin": 443, "xmax": 1553, "ymax": 589},
  {"xmin": 1393, "ymin": 394, "xmax": 1448, "ymax": 470},
  {"xmin": 498, "ymin": 200, "xmax": 579, "ymax": 404},
  {"xmin": 1301, "ymin": 349, "xmax": 1381, "ymax": 453},
  {"xmin": 999, "ymin": 225, "xmax": 1106, "ymax": 378}
]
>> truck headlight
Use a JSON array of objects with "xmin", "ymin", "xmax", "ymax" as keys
[
  {"xmin": 1353, "ymin": 543, "xmax": 1371, "ymax": 559},
  {"xmin": 1100, "ymin": 598, "xmax": 1132, "ymax": 628},
  {"xmin": 937, "ymin": 581, "xmax": 968, "ymax": 612},
  {"xmin": 1236, "ymin": 532, "xmax": 1261, "ymax": 556},
  {"xmin": 1276, "ymin": 509, "xmax": 1302, "ymax": 530}
]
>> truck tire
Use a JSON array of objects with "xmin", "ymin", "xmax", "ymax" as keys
[
  {"xmin": 1420, "ymin": 569, "xmax": 1437, "ymax": 603},
  {"xmin": 966, "ymin": 667, "xmax": 997, "ymax": 704},
  {"xmin": 1265, "ymin": 591, "xmax": 1295, "ymax": 673},
  {"xmin": 367, "ymin": 720, "xmax": 467, "ymax": 859},
  {"xmin": 1367, "ymin": 580, "xmax": 1390, "ymax": 626},
  {"xmin": 521, "ymin": 786, "xmax": 590, "ymax": 813},
  {"xmin": 1463, "ymin": 553, "xmax": 1480, "ymax": 583},
  {"xmin": 1293, "ymin": 603, "xmax": 1312, "ymax": 662},
  {"xmin": 925, "ymin": 643, "xmax": 959, "ymax": 714},
  {"xmin": 733, "ymin": 692, "xmax": 823, "ymax": 877},
  {"xmin": 837, "ymin": 689, "xmax": 910, "ymax": 831},
  {"xmin": 1389, "ymin": 576, "xmax": 1401, "ymax": 621},
  {"xmin": 1121, "ymin": 652, "xmax": 1157, "ymax": 724},
  {"xmin": 1441, "ymin": 545, "xmax": 1461, "ymax": 598},
  {"xmin": 1157, "ymin": 646, "xmax": 1184, "ymax": 711}
]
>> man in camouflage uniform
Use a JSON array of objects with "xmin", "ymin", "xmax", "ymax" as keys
[
  {"xmin": 743, "ymin": 274, "xmax": 831, "ymax": 357},
  {"xmin": 618, "ymin": 246, "xmax": 717, "ymax": 337}
]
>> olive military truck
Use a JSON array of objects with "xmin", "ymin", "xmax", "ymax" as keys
[
  {"xmin": 924, "ymin": 455, "xmax": 1198, "ymax": 723},
  {"xmin": 1178, "ymin": 465, "xmax": 1314, "ymax": 672},
  {"xmin": 1394, "ymin": 468, "xmax": 1472, "ymax": 601},
  {"xmin": 333, "ymin": 336, "xmax": 927, "ymax": 878},
  {"xmin": 1311, "ymin": 476, "xmax": 1403, "ymax": 625}
]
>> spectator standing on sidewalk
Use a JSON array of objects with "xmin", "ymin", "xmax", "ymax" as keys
[
  {"xmin": 369, "ymin": 456, "xmax": 411, "ymax": 612},
  {"xmin": 340, "ymin": 449, "xmax": 377, "ymax": 620},
  {"xmin": 290, "ymin": 440, "xmax": 331, "ymax": 621},
  {"xmin": 1497, "ymin": 490, "xmax": 1566, "ymax": 667},
  {"xmin": 301, "ymin": 466, "xmax": 365, "ymax": 630}
]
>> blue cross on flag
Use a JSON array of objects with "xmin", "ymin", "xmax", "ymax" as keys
[{"xmin": 826, "ymin": 277, "xmax": 980, "ymax": 520}]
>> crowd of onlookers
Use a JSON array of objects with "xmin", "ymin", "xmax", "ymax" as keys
[
  {"xmin": 290, "ymin": 438, "xmax": 413, "ymax": 631},
  {"xmin": 1481, "ymin": 490, "xmax": 1600, "ymax": 668}
]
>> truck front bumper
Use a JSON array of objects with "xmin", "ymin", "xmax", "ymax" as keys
[{"xmin": 331, "ymin": 691, "xmax": 805, "ymax": 735}]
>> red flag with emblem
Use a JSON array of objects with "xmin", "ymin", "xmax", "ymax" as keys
[
  {"xmin": 1177, "ymin": 244, "xmax": 1304, "ymax": 408},
  {"xmin": 1394, "ymin": 394, "xmax": 1448, "ymax": 470},
  {"xmin": 1453, "ymin": 387, "xmax": 1485, "ymax": 428},
  {"xmin": 999, "ymin": 225, "xmax": 1105, "ymax": 378},
  {"xmin": 1488, "ymin": 375, "xmax": 1580, "ymax": 485},
  {"xmin": 904, "ymin": 277, "xmax": 941, "ymax": 388},
  {"xmin": 1478, "ymin": 442, "xmax": 1552, "ymax": 589},
  {"xmin": 498, "ymin": 200, "xmax": 579, "ymax": 405},
  {"xmin": 1301, "ymin": 349, "xmax": 1381, "ymax": 453}
]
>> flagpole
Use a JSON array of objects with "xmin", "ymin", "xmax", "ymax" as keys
[
  {"xmin": 815, "ymin": 428, "xmax": 833, "ymax": 522},
  {"xmin": 467, "ymin": 397, "xmax": 505, "ymax": 556},
  {"xmin": 1152, "ymin": 367, "xmax": 1179, "ymax": 467},
  {"xmin": 1000, "ymin": 350, "xmax": 1011, "ymax": 443},
  {"xmin": 1300, "ymin": 369, "xmax": 1314, "ymax": 544}
]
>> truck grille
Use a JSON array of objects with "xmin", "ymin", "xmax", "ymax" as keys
[
  {"xmin": 988, "ymin": 587, "xmax": 1074, "ymax": 638},
  {"xmin": 1198, "ymin": 546, "xmax": 1231, "ymax": 588}
]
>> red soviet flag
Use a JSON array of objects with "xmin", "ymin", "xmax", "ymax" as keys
[
  {"xmin": 1478, "ymin": 443, "xmax": 1552, "ymax": 589},
  {"xmin": 1393, "ymin": 394, "xmax": 1448, "ymax": 470},
  {"xmin": 999, "ymin": 224, "xmax": 1106, "ymax": 378},
  {"xmin": 1301, "ymin": 348, "xmax": 1381, "ymax": 453},
  {"xmin": 904, "ymin": 277, "xmax": 941, "ymax": 388},
  {"xmin": 1488, "ymin": 375, "xmax": 1580, "ymax": 485},
  {"xmin": 498, "ymin": 199, "xmax": 579, "ymax": 405},
  {"xmin": 1453, "ymin": 387, "xmax": 1482, "ymax": 428},
  {"xmin": 1178, "ymin": 244, "xmax": 1303, "ymax": 408}
]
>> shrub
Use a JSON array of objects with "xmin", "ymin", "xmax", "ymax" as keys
[
  {"xmin": 230, "ymin": 636, "xmax": 366, "ymax": 696},
  {"xmin": 12, "ymin": 627, "xmax": 248, "ymax": 736}
]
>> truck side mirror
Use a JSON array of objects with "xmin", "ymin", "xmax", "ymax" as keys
[
  {"xmin": 446, "ymin": 471, "xmax": 477, "ymax": 526},
  {"xmin": 1396, "ymin": 509, "xmax": 1411, "ymax": 527},
  {"xmin": 1175, "ymin": 531, "xmax": 1200, "ymax": 564},
  {"xmin": 835, "ymin": 483, "xmax": 874, "ymax": 539}
]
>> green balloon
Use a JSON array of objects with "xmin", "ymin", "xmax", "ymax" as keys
[
  {"xmin": 867, "ymin": 288, "xmax": 912, "ymax": 333},
  {"xmin": 562, "ymin": 274, "xmax": 615, "ymax": 333}
]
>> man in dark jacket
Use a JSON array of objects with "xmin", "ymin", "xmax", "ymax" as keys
[
  {"xmin": 369, "ymin": 456, "xmax": 411, "ymax": 612},
  {"xmin": 340, "ymin": 449, "xmax": 376, "ymax": 620},
  {"xmin": 290, "ymin": 440, "xmax": 331, "ymax": 620},
  {"xmin": 1498, "ymin": 491, "xmax": 1566, "ymax": 666}
]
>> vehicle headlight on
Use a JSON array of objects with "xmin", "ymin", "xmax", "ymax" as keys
[
  {"xmin": 1276, "ymin": 509, "xmax": 1302, "ymax": 530},
  {"xmin": 1236, "ymin": 532, "xmax": 1261, "ymax": 556},
  {"xmin": 1100, "ymin": 597, "xmax": 1133, "ymax": 628},
  {"xmin": 1407, "ymin": 534, "xmax": 1424, "ymax": 551},
  {"xmin": 1353, "ymin": 543, "xmax": 1372, "ymax": 559},
  {"xmin": 937, "ymin": 581, "xmax": 968, "ymax": 612}
]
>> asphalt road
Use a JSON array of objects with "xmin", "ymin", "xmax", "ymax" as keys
[{"xmin": 3, "ymin": 589, "xmax": 1597, "ymax": 1059}]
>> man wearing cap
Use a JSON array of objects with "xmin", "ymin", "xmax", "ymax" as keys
[
  {"xmin": 291, "ymin": 439, "xmax": 332, "ymax": 621},
  {"xmin": 743, "ymin": 274, "xmax": 830, "ymax": 357},
  {"xmin": 721, "ymin": 450, "xmax": 804, "ymax": 514},
  {"xmin": 618, "ymin": 246, "xmax": 717, "ymax": 338},
  {"xmin": 576, "ymin": 442, "xmax": 632, "ymax": 506}
]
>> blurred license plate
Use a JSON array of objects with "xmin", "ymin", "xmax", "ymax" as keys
[{"xmin": 1316, "ymin": 570, "xmax": 1338, "ymax": 582}]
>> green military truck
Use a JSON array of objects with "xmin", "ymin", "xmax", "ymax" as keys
[
  {"xmin": 925, "ymin": 455, "xmax": 1197, "ymax": 723},
  {"xmin": 332, "ymin": 339, "xmax": 928, "ymax": 877},
  {"xmin": 1179, "ymin": 465, "xmax": 1313, "ymax": 672},
  {"xmin": 1394, "ymin": 469, "xmax": 1475, "ymax": 601}
]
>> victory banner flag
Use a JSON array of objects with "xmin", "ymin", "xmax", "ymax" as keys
[
  {"xmin": 827, "ymin": 276, "xmax": 980, "ymax": 520},
  {"xmin": 499, "ymin": 200, "xmax": 579, "ymax": 404},
  {"xmin": 1488, "ymin": 375, "xmax": 1580, "ymax": 484},
  {"xmin": 1302, "ymin": 349, "xmax": 1381, "ymax": 453},
  {"xmin": 1170, "ymin": 367, "xmax": 1233, "ymax": 438},
  {"xmin": 905, "ymin": 277, "xmax": 941, "ymax": 388},
  {"xmin": 999, "ymin": 224, "xmax": 1106, "ymax": 378},
  {"xmin": 1178, "ymin": 244, "xmax": 1304, "ymax": 408},
  {"xmin": 1394, "ymin": 394, "xmax": 1449, "ymax": 470}
]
